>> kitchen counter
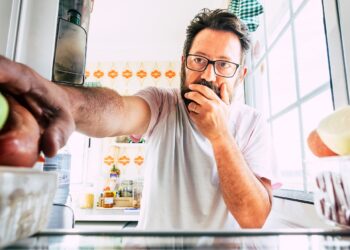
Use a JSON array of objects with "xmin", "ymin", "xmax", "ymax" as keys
[{"xmin": 5, "ymin": 229, "xmax": 350, "ymax": 249}]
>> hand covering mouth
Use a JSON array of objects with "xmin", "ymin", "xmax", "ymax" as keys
[{"xmin": 181, "ymin": 79, "xmax": 220, "ymax": 109}]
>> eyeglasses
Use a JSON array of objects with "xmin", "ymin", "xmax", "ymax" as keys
[{"xmin": 185, "ymin": 54, "xmax": 240, "ymax": 78}]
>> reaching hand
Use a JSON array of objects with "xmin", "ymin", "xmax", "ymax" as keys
[
  {"xmin": 184, "ymin": 83, "xmax": 231, "ymax": 142},
  {"xmin": 0, "ymin": 55, "xmax": 75, "ymax": 157},
  {"xmin": 0, "ymin": 95, "xmax": 40, "ymax": 167}
]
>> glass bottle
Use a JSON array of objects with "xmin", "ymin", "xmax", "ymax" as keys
[
  {"xmin": 67, "ymin": 9, "xmax": 81, "ymax": 26},
  {"xmin": 103, "ymin": 188, "xmax": 114, "ymax": 208},
  {"xmin": 120, "ymin": 180, "xmax": 133, "ymax": 198}
]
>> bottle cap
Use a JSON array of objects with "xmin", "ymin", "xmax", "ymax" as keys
[{"xmin": 68, "ymin": 9, "xmax": 81, "ymax": 25}]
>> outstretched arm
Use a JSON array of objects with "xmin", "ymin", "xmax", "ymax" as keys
[
  {"xmin": 0, "ymin": 55, "xmax": 150, "ymax": 157},
  {"xmin": 62, "ymin": 86, "xmax": 150, "ymax": 137}
]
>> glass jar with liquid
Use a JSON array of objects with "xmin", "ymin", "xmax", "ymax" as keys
[{"xmin": 103, "ymin": 190, "xmax": 114, "ymax": 208}]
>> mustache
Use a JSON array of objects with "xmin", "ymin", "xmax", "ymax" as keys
[{"xmin": 181, "ymin": 80, "xmax": 221, "ymax": 109}]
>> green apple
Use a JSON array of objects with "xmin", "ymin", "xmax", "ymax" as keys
[
  {"xmin": 317, "ymin": 106, "xmax": 350, "ymax": 155},
  {"xmin": 0, "ymin": 92, "xmax": 9, "ymax": 130}
]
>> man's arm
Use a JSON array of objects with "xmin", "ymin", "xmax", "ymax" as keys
[
  {"xmin": 185, "ymin": 83, "xmax": 271, "ymax": 228},
  {"xmin": 62, "ymin": 86, "xmax": 151, "ymax": 137},
  {"xmin": 211, "ymin": 135, "xmax": 272, "ymax": 228},
  {"xmin": 0, "ymin": 55, "xmax": 151, "ymax": 156}
]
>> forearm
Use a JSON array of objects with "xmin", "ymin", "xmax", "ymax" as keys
[
  {"xmin": 211, "ymin": 134, "xmax": 271, "ymax": 228},
  {"xmin": 61, "ymin": 85, "xmax": 126, "ymax": 137}
]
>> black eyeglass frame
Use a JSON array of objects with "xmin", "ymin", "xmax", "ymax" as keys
[{"xmin": 185, "ymin": 54, "xmax": 240, "ymax": 78}]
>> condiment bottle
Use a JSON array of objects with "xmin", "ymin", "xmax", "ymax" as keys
[{"xmin": 103, "ymin": 188, "xmax": 114, "ymax": 208}]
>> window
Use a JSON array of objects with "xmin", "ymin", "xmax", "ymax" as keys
[{"xmin": 246, "ymin": 0, "xmax": 336, "ymax": 191}]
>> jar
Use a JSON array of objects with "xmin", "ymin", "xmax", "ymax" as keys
[
  {"xmin": 98, "ymin": 193, "xmax": 104, "ymax": 207},
  {"xmin": 133, "ymin": 179, "xmax": 143, "ymax": 208},
  {"xmin": 120, "ymin": 180, "xmax": 133, "ymax": 198},
  {"xmin": 103, "ymin": 190, "xmax": 114, "ymax": 208},
  {"xmin": 79, "ymin": 184, "xmax": 94, "ymax": 209}
]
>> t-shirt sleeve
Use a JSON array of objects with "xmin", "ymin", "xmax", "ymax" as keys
[{"xmin": 133, "ymin": 87, "xmax": 167, "ymax": 139}]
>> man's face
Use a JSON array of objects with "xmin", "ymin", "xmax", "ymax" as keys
[{"xmin": 181, "ymin": 28, "xmax": 245, "ymax": 107}]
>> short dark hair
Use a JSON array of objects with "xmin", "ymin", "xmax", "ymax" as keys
[{"xmin": 183, "ymin": 9, "xmax": 250, "ymax": 58}]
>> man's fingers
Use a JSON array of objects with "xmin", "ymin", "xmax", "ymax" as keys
[
  {"xmin": 189, "ymin": 84, "xmax": 218, "ymax": 100},
  {"xmin": 188, "ymin": 102, "xmax": 201, "ymax": 114},
  {"xmin": 184, "ymin": 91, "xmax": 207, "ymax": 105},
  {"xmin": 0, "ymin": 56, "xmax": 76, "ymax": 158},
  {"xmin": 188, "ymin": 111, "xmax": 200, "ymax": 123},
  {"xmin": 41, "ymin": 112, "xmax": 75, "ymax": 157}
]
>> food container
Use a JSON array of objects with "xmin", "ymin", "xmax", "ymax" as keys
[
  {"xmin": 103, "ymin": 190, "xmax": 115, "ymax": 208},
  {"xmin": 0, "ymin": 167, "xmax": 57, "ymax": 248},
  {"xmin": 115, "ymin": 197, "xmax": 133, "ymax": 207},
  {"xmin": 306, "ymin": 156, "xmax": 350, "ymax": 227}
]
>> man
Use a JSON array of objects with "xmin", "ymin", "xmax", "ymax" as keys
[{"xmin": 0, "ymin": 9, "xmax": 272, "ymax": 229}]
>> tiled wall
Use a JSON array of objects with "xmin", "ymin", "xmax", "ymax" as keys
[{"xmin": 85, "ymin": 61, "xmax": 180, "ymax": 93}]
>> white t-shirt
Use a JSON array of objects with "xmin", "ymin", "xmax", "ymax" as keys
[{"xmin": 134, "ymin": 87, "xmax": 273, "ymax": 230}]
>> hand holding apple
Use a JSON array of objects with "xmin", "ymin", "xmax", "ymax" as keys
[{"xmin": 0, "ymin": 94, "xmax": 41, "ymax": 167}]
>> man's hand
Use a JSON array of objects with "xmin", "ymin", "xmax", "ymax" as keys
[
  {"xmin": 0, "ymin": 95, "xmax": 41, "ymax": 167},
  {"xmin": 0, "ymin": 55, "xmax": 75, "ymax": 157},
  {"xmin": 185, "ymin": 83, "xmax": 230, "ymax": 142}
]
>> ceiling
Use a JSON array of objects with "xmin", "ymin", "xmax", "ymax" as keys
[{"xmin": 86, "ymin": 0, "xmax": 228, "ymax": 62}]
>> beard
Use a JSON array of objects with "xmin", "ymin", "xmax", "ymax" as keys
[{"xmin": 180, "ymin": 64, "xmax": 221, "ymax": 109}]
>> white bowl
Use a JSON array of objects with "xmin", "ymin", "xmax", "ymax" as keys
[
  {"xmin": 0, "ymin": 167, "xmax": 57, "ymax": 248},
  {"xmin": 306, "ymin": 156, "xmax": 350, "ymax": 228}
]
